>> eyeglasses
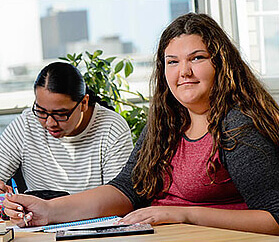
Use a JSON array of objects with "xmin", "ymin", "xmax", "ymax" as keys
[{"xmin": 32, "ymin": 97, "xmax": 84, "ymax": 122}]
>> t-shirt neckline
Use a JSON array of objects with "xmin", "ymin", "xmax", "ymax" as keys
[{"xmin": 183, "ymin": 132, "xmax": 209, "ymax": 142}]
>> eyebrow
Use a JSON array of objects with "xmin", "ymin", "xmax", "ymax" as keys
[
  {"xmin": 165, "ymin": 49, "xmax": 208, "ymax": 58},
  {"xmin": 35, "ymin": 103, "xmax": 69, "ymax": 113}
]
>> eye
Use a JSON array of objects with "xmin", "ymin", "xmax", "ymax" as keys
[
  {"xmin": 52, "ymin": 112, "xmax": 69, "ymax": 117},
  {"xmin": 33, "ymin": 110, "xmax": 48, "ymax": 118},
  {"xmin": 36, "ymin": 110, "xmax": 46, "ymax": 114},
  {"xmin": 166, "ymin": 60, "xmax": 178, "ymax": 65},
  {"xmin": 191, "ymin": 55, "xmax": 206, "ymax": 62},
  {"xmin": 53, "ymin": 114, "xmax": 68, "ymax": 121}
]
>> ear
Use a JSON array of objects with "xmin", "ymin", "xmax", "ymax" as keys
[{"xmin": 80, "ymin": 94, "xmax": 89, "ymax": 112}]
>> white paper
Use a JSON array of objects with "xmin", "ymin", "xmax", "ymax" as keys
[{"xmin": 7, "ymin": 224, "xmax": 43, "ymax": 232}]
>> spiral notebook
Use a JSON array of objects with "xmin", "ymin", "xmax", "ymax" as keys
[
  {"xmin": 10, "ymin": 216, "xmax": 154, "ymax": 240},
  {"xmin": 44, "ymin": 216, "xmax": 121, "ymax": 232},
  {"xmin": 10, "ymin": 215, "xmax": 121, "ymax": 233}
]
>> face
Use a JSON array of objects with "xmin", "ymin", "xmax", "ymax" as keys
[
  {"xmin": 164, "ymin": 34, "xmax": 215, "ymax": 113},
  {"xmin": 34, "ymin": 87, "xmax": 87, "ymax": 138}
]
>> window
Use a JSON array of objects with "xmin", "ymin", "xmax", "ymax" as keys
[{"xmin": 1, "ymin": 0, "xmax": 278, "ymax": 132}]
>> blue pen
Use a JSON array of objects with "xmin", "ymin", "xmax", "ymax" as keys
[
  {"xmin": 11, "ymin": 178, "xmax": 19, "ymax": 194},
  {"xmin": 11, "ymin": 178, "xmax": 28, "ymax": 226}
]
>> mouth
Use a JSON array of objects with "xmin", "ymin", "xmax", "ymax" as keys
[
  {"xmin": 47, "ymin": 129, "xmax": 63, "ymax": 138},
  {"xmin": 177, "ymin": 81, "xmax": 200, "ymax": 86}
]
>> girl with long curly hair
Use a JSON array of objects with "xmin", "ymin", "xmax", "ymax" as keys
[{"xmin": 4, "ymin": 13, "xmax": 279, "ymax": 235}]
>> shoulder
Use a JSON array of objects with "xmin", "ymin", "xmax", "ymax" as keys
[
  {"xmin": 94, "ymin": 103, "xmax": 130, "ymax": 130},
  {"xmin": 6, "ymin": 108, "xmax": 35, "ymax": 129},
  {"xmin": 20, "ymin": 108, "xmax": 42, "ymax": 127},
  {"xmin": 12, "ymin": 108, "xmax": 44, "ymax": 132},
  {"xmin": 21, "ymin": 108, "xmax": 35, "ymax": 119},
  {"xmin": 220, "ymin": 108, "xmax": 277, "ymax": 160},
  {"xmin": 222, "ymin": 108, "xmax": 253, "ymax": 130},
  {"xmin": 220, "ymin": 107, "xmax": 275, "ymax": 152},
  {"xmin": 1, "ymin": 108, "xmax": 43, "ymax": 139}
]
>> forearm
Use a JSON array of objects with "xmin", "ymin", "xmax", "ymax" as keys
[
  {"xmin": 47, "ymin": 185, "xmax": 134, "ymax": 224},
  {"xmin": 186, "ymin": 207, "xmax": 279, "ymax": 235}
]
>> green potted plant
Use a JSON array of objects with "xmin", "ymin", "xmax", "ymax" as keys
[{"xmin": 59, "ymin": 50, "xmax": 149, "ymax": 143}]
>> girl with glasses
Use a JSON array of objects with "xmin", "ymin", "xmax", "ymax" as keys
[{"xmin": 0, "ymin": 62, "xmax": 133, "ymax": 198}]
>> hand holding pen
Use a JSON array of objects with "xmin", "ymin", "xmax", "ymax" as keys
[{"xmin": 11, "ymin": 178, "xmax": 28, "ymax": 226}]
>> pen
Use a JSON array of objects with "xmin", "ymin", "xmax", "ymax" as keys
[{"xmin": 11, "ymin": 178, "xmax": 28, "ymax": 226}]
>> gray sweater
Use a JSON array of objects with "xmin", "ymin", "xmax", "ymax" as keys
[{"xmin": 108, "ymin": 108, "xmax": 279, "ymax": 224}]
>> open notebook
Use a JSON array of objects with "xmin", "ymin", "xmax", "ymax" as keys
[
  {"xmin": 9, "ymin": 216, "xmax": 121, "ymax": 233},
  {"xmin": 9, "ymin": 216, "xmax": 154, "ymax": 240}
]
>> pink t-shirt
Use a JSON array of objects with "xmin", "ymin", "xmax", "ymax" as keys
[{"xmin": 152, "ymin": 133, "xmax": 248, "ymax": 209}]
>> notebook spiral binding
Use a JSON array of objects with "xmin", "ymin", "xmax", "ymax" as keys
[{"xmin": 42, "ymin": 216, "xmax": 118, "ymax": 231}]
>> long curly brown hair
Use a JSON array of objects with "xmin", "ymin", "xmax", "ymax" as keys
[{"xmin": 132, "ymin": 13, "xmax": 279, "ymax": 199}]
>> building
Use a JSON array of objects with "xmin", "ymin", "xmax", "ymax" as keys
[
  {"xmin": 41, "ymin": 9, "xmax": 89, "ymax": 59},
  {"xmin": 67, "ymin": 35, "xmax": 135, "ymax": 56},
  {"xmin": 170, "ymin": 0, "xmax": 193, "ymax": 20}
]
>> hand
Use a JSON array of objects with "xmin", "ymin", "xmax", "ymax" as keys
[
  {"xmin": 120, "ymin": 206, "xmax": 188, "ymax": 225},
  {"xmin": 0, "ymin": 180, "xmax": 12, "ymax": 194},
  {"xmin": 3, "ymin": 193, "xmax": 49, "ymax": 227}
]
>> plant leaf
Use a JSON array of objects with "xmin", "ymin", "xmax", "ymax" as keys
[
  {"xmin": 59, "ymin": 57, "xmax": 69, "ymax": 61},
  {"xmin": 105, "ymin": 57, "xmax": 117, "ymax": 63},
  {"xmin": 76, "ymin": 53, "xmax": 83, "ymax": 60},
  {"xmin": 85, "ymin": 51, "xmax": 93, "ymax": 59},
  {"xmin": 124, "ymin": 60, "xmax": 133, "ymax": 77},
  {"xmin": 96, "ymin": 72, "xmax": 103, "ymax": 81},
  {"xmin": 136, "ymin": 91, "xmax": 145, "ymax": 101},
  {"xmin": 114, "ymin": 61, "xmax": 124, "ymax": 74},
  {"xmin": 93, "ymin": 50, "xmax": 103, "ymax": 58},
  {"xmin": 67, "ymin": 54, "xmax": 74, "ymax": 61}
]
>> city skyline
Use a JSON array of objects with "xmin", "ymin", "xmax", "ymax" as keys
[
  {"xmin": 39, "ymin": 0, "xmax": 171, "ymax": 54},
  {"xmin": 0, "ymin": 0, "xmax": 173, "ymax": 80}
]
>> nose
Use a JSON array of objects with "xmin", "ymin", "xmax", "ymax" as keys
[
  {"xmin": 46, "ymin": 115, "xmax": 58, "ymax": 126},
  {"xmin": 180, "ymin": 62, "xmax": 193, "ymax": 77}
]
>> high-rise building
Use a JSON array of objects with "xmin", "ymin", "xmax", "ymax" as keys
[
  {"xmin": 41, "ymin": 9, "xmax": 89, "ymax": 59},
  {"xmin": 170, "ymin": 0, "xmax": 193, "ymax": 20}
]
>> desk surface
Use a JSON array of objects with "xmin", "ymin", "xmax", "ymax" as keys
[{"xmin": 13, "ymin": 224, "xmax": 279, "ymax": 242}]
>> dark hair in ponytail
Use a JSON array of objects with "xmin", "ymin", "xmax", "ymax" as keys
[{"xmin": 85, "ymin": 86, "xmax": 114, "ymax": 111}]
